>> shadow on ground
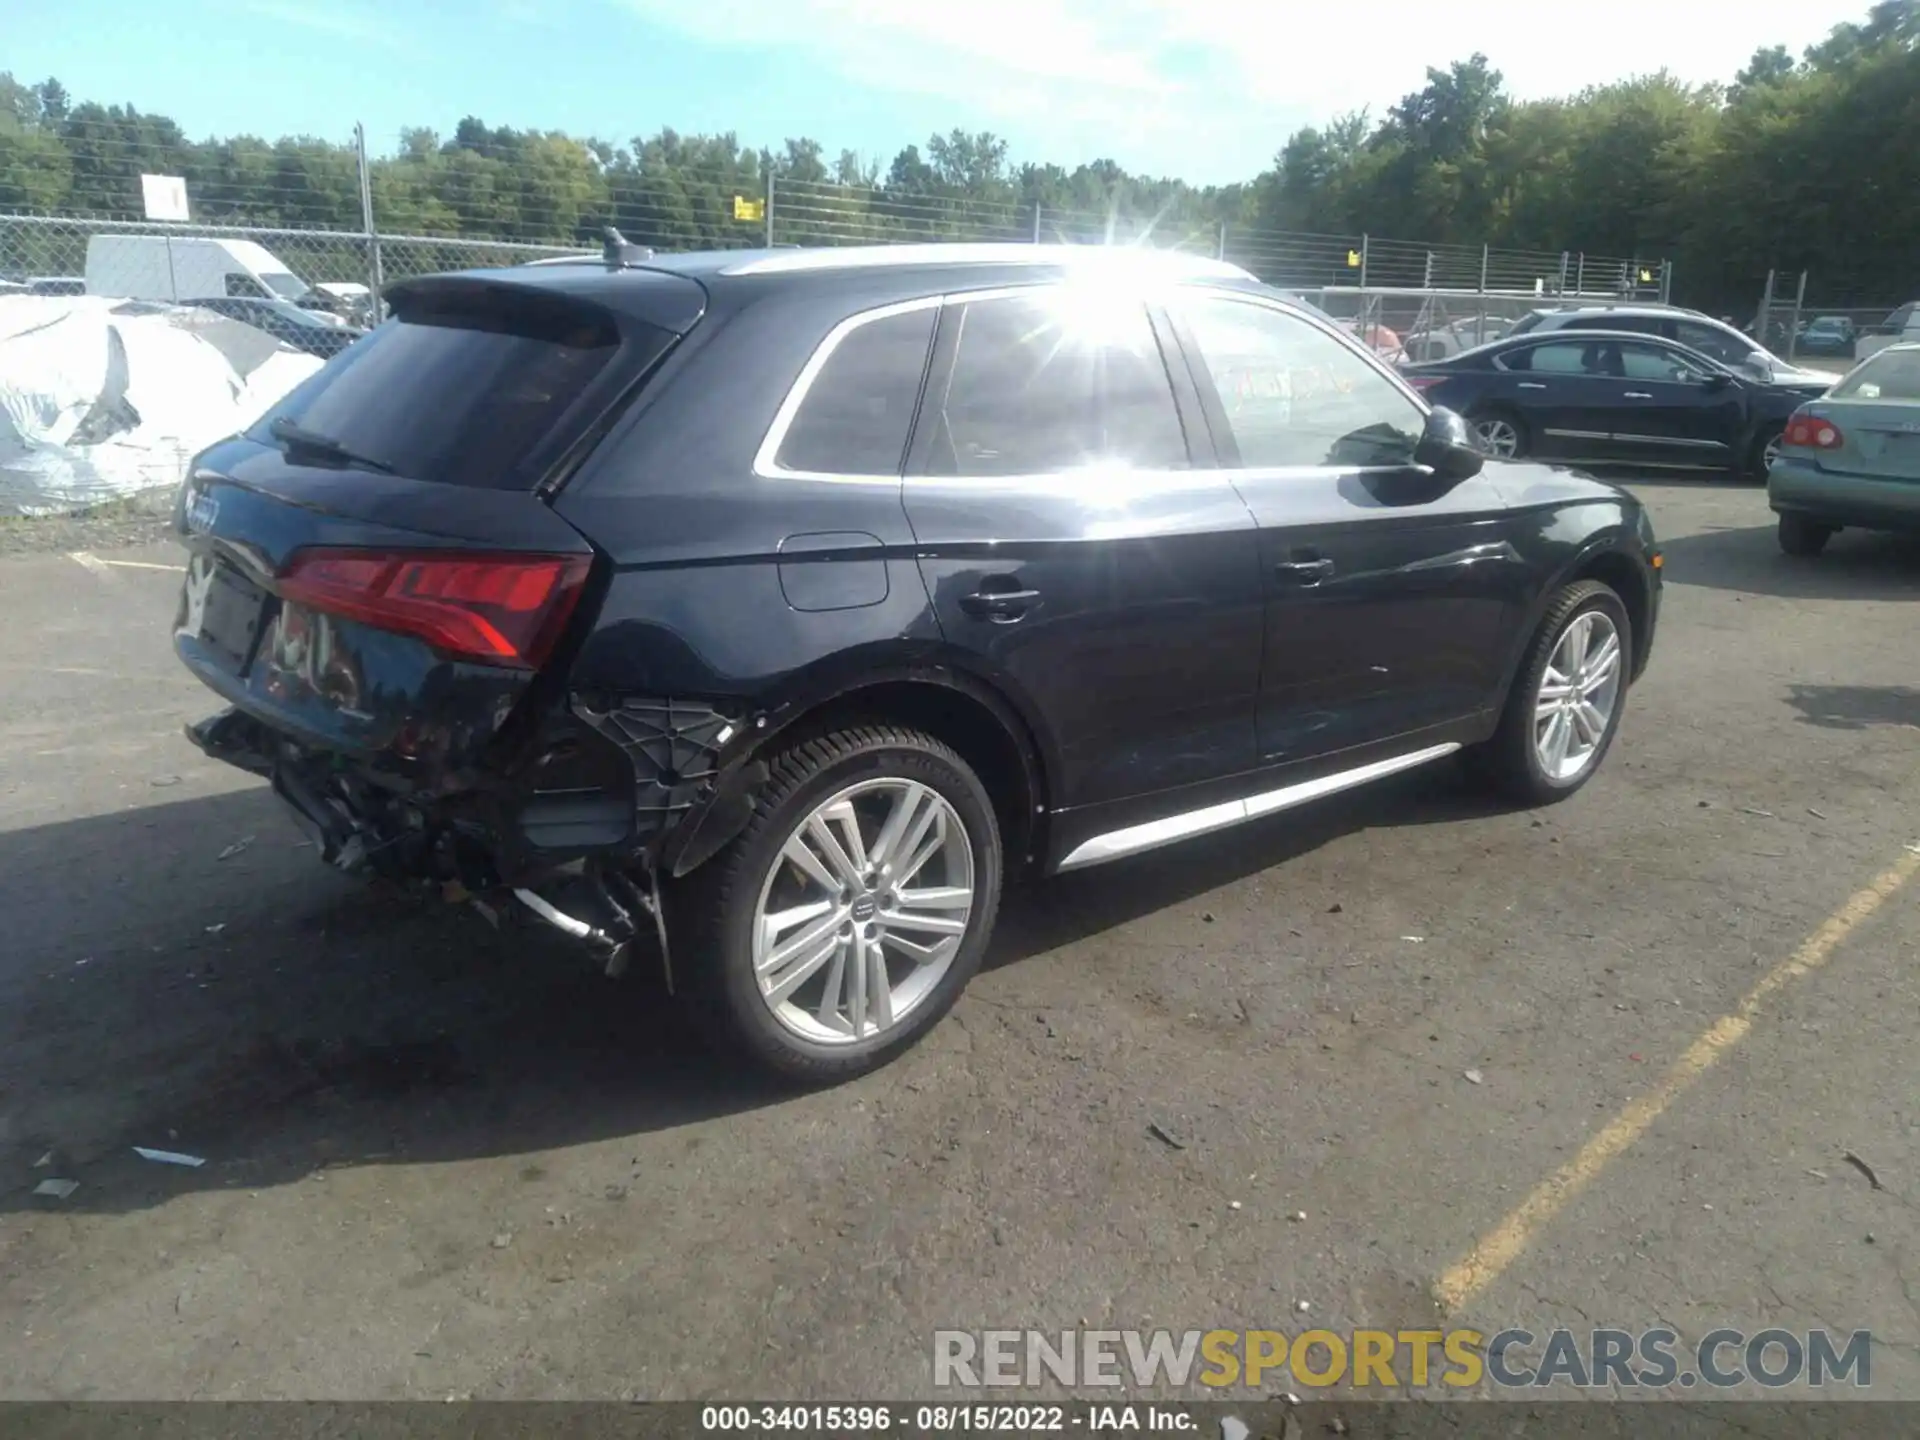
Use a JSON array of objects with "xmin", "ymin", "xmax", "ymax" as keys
[
  {"xmin": 0, "ymin": 761, "xmax": 1499, "ymax": 1215},
  {"xmin": 1785, "ymin": 683, "xmax": 1920, "ymax": 731},
  {"xmin": 1655, "ymin": 523, "xmax": 1920, "ymax": 600}
]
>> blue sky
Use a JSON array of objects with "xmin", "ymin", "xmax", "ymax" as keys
[{"xmin": 8, "ymin": 0, "xmax": 1869, "ymax": 184}]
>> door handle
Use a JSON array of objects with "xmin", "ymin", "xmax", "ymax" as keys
[
  {"xmin": 1273, "ymin": 557, "xmax": 1336, "ymax": 584},
  {"xmin": 1623, "ymin": 391, "xmax": 1653, "ymax": 399},
  {"xmin": 959, "ymin": 583, "xmax": 1042, "ymax": 621},
  {"xmin": 1517, "ymin": 382, "xmax": 1547, "ymax": 390}
]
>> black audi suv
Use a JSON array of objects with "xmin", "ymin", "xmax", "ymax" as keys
[{"xmin": 172, "ymin": 240, "xmax": 1662, "ymax": 1082}]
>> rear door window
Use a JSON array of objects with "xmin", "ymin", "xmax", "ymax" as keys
[
  {"xmin": 773, "ymin": 305, "xmax": 937, "ymax": 476},
  {"xmin": 921, "ymin": 289, "xmax": 1190, "ymax": 477},
  {"xmin": 1510, "ymin": 341, "xmax": 1612, "ymax": 375},
  {"xmin": 257, "ymin": 295, "xmax": 652, "ymax": 490}
]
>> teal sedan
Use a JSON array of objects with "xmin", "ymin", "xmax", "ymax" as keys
[{"xmin": 1768, "ymin": 344, "xmax": 1920, "ymax": 556}]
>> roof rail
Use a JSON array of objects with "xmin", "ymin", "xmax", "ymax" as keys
[{"xmin": 720, "ymin": 242, "xmax": 1255, "ymax": 282}]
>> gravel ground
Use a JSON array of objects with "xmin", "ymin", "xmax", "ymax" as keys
[{"xmin": 0, "ymin": 476, "xmax": 1916, "ymax": 1408}]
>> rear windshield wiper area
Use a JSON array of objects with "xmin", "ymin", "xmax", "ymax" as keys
[{"xmin": 268, "ymin": 416, "xmax": 397, "ymax": 475}]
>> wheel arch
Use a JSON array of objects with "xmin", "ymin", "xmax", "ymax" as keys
[
  {"xmin": 1497, "ymin": 530, "xmax": 1654, "ymax": 702},
  {"xmin": 670, "ymin": 654, "xmax": 1056, "ymax": 880}
]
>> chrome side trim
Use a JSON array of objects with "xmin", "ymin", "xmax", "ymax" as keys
[
  {"xmin": 1055, "ymin": 742, "xmax": 1461, "ymax": 873},
  {"xmin": 1543, "ymin": 428, "xmax": 1611, "ymax": 441}
]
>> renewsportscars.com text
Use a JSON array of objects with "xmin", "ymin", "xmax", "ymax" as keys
[{"xmin": 932, "ymin": 1327, "xmax": 1871, "ymax": 1391}]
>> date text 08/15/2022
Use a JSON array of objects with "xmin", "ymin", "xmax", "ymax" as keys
[{"xmin": 700, "ymin": 1406, "xmax": 1194, "ymax": 1433}]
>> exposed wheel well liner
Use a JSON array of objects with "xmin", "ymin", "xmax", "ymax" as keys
[{"xmin": 1571, "ymin": 548, "xmax": 1652, "ymax": 679}]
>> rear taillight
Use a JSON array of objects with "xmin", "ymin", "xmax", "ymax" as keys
[
  {"xmin": 279, "ymin": 550, "xmax": 592, "ymax": 669},
  {"xmin": 1783, "ymin": 410, "xmax": 1845, "ymax": 450}
]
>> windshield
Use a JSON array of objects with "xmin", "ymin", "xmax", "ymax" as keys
[
  {"xmin": 260, "ymin": 270, "xmax": 309, "ymax": 300},
  {"xmin": 1830, "ymin": 349, "xmax": 1920, "ymax": 402}
]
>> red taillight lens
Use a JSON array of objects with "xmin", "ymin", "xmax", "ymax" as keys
[
  {"xmin": 1783, "ymin": 411, "xmax": 1844, "ymax": 450},
  {"xmin": 279, "ymin": 549, "xmax": 592, "ymax": 669}
]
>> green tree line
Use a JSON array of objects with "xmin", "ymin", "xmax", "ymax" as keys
[{"xmin": 2, "ymin": 0, "xmax": 1915, "ymax": 310}]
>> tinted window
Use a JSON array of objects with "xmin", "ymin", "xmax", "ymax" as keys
[
  {"xmin": 1511, "ymin": 341, "xmax": 1606, "ymax": 375},
  {"xmin": 1619, "ymin": 343, "xmax": 1707, "ymax": 382},
  {"xmin": 1180, "ymin": 295, "xmax": 1422, "ymax": 469},
  {"xmin": 1674, "ymin": 319, "xmax": 1755, "ymax": 366},
  {"xmin": 1587, "ymin": 313, "xmax": 1659, "ymax": 336},
  {"xmin": 258, "ymin": 304, "xmax": 636, "ymax": 490},
  {"xmin": 924, "ymin": 290, "xmax": 1189, "ymax": 477},
  {"xmin": 775, "ymin": 306, "xmax": 936, "ymax": 475}
]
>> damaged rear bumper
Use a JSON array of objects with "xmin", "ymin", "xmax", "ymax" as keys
[{"xmin": 185, "ymin": 693, "xmax": 772, "ymax": 980}]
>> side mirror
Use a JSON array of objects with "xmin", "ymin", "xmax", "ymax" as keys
[{"xmin": 1414, "ymin": 406, "xmax": 1486, "ymax": 481}]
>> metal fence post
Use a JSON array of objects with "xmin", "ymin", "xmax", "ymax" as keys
[
  {"xmin": 1756, "ymin": 269, "xmax": 1778, "ymax": 345},
  {"xmin": 765, "ymin": 171, "xmax": 776, "ymax": 247},
  {"xmin": 1216, "ymin": 221, "xmax": 1227, "ymax": 261},
  {"xmin": 354, "ymin": 122, "xmax": 383, "ymax": 324},
  {"xmin": 1659, "ymin": 259, "xmax": 1673, "ymax": 304},
  {"xmin": 1575, "ymin": 253, "xmax": 1586, "ymax": 295},
  {"xmin": 1787, "ymin": 269, "xmax": 1809, "ymax": 359},
  {"xmin": 1359, "ymin": 234, "xmax": 1370, "ymax": 289},
  {"xmin": 1558, "ymin": 251, "xmax": 1569, "ymax": 296},
  {"xmin": 1479, "ymin": 244, "xmax": 1489, "ymax": 293}
]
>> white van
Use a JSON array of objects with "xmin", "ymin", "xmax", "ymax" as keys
[
  {"xmin": 84, "ymin": 234, "xmax": 312, "ymax": 304},
  {"xmin": 1857, "ymin": 301, "xmax": 1920, "ymax": 362}
]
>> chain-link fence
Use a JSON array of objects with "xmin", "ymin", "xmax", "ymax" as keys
[
  {"xmin": 1, "ymin": 115, "xmax": 1672, "ymax": 325},
  {"xmin": 1747, "ymin": 269, "xmax": 1914, "ymax": 369}
]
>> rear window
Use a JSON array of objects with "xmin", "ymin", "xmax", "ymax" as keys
[
  {"xmin": 258, "ymin": 298, "xmax": 639, "ymax": 489},
  {"xmin": 774, "ymin": 306, "xmax": 937, "ymax": 475},
  {"xmin": 1831, "ymin": 350, "xmax": 1920, "ymax": 402}
]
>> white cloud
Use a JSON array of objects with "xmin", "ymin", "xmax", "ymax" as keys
[{"xmin": 618, "ymin": 0, "xmax": 1866, "ymax": 179}]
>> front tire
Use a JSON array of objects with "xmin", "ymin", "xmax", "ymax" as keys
[
  {"xmin": 1469, "ymin": 580, "xmax": 1632, "ymax": 806},
  {"xmin": 675, "ymin": 724, "xmax": 1003, "ymax": 1084},
  {"xmin": 1777, "ymin": 513, "xmax": 1834, "ymax": 557}
]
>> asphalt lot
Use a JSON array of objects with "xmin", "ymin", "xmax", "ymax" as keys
[{"xmin": 1, "ymin": 476, "xmax": 1917, "ymax": 1406}]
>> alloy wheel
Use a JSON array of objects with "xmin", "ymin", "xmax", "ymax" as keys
[
  {"xmin": 750, "ymin": 777, "xmax": 975, "ymax": 1046},
  {"xmin": 1533, "ymin": 610, "xmax": 1623, "ymax": 782},
  {"xmin": 1474, "ymin": 417, "xmax": 1520, "ymax": 458}
]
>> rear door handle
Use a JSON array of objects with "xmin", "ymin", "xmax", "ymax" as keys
[
  {"xmin": 1623, "ymin": 391, "xmax": 1653, "ymax": 399},
  {"xmin": 1274, "ymin": 558, "xmax": 1336, "ymax": 584},
  {"xmin": 959, "ymin": 584, "xmax": 1042, "ymax": 621}
]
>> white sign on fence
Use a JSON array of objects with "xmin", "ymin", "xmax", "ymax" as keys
[{"xmin": 140, "ymin": 174, "xmax": 190, "ymax": 222}]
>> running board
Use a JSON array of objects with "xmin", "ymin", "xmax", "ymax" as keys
[{"xmin": 1054, "ymin": 742, "xmax": 1462, "ymax": 873}]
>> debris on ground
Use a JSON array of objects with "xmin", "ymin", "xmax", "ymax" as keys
[
  {"xmin": 133, "ymin": 1146, "xmax": 205, "ymax": 1168},
  {"xmin": 1401, "ymin": 935, "xmax": 1425, "ymax": 943},
  {"xmin": 490, "ymin": 1233, "xmax": 514, "ymax": 1249},
  {"xmin": 204, "ymin": 923, "xmax": 225, "ymax": 935},
  {"xmin": 149, "ymin": 775, "xmax": 181, "ymax": 788},
  {"xmin": 1807, "ymin": 807, "xmax": 1827, "ymax": 819},
  {"xmin": 1807, "ymin": 1168, "xmax": 1829, "ymax": 1180},
  {"xmin": 1201, "ymin": 912, "xmax": 1215, "ymax": 923},
  {"xmin": 1739, "ymin": 807, "xmax": 1775, "ymax": 818},
  {"xmin": 1464, "ymin": 1068, "xmax": 1484, "ymax": 1085},
  {"xmin": 1228, "ymin": 1201, "xmax": 1242, "ymax": 1211},
  {"xmin": 1290, "ymin": 1211, "xmax": 1307, "ymax": 1222},
  {"xmin": 32, "ymin": 1178, "xmax": 78, "ymax": 1200},
  {"xmin": 32, "ymin": 1151, "xmax": 52, "ymax": 1168},
  {"xmin": 1327, "ymin": 903, "xmax": 1343, "ymax": 914},
  {"xmin": 216, "ymin": 836, "xmax": 255, "ymax": 861},
  {"xmin": 1296, "ymin": 1299, "xmax": 1310, "ymax": 1313},
  {"xmin": 1147, "ymin": 1122, "xmax": 1186, "ymax": 1151},
  {"xmin": 1843, "ymin": 1151, "xmax": 1884, "ymax": 1191}
]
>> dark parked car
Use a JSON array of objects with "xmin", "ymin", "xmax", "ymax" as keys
[
  {"xmin": 188, "ymin": 296, "xmax": 365, "ymax": 359},
  {"xmin": 1401, "ymin": 330, "xmax": 1832, "ymax": 478},
  {"xmin": 171, "ymin": 242, "xmax": 1662, "ymax": 1082},
  {"xmin": 1508, "ymin": 304, "xmax": 1833, "ymax": 387}
]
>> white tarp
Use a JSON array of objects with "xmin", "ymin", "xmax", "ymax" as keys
[{"xmin": 0, "ymin": 295, "xmax": 324, "ymax": 515}]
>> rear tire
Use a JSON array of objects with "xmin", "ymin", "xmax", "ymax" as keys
[
  {"xmin": 673, "ymin": 723, "xmax": 1003, "ymax": 1085},
  {"xmin": 1747, "ymin": 425, "xmax": 1785, "ymax": 483},
  {"xmin": 1470, "ymin": 408, "xmax": 1528, "ymax": 460},
  {"xmin": 1777, "ymin": 513, "xmax": 1834, "ymax": 557},
  {"xmin": 1468, "ymin": 580, "xmax": 1632, "ymax": 807}
]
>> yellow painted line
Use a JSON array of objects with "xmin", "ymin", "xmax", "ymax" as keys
[
  {"xmin": 98, "ymin": 558, "xmax": 184, "ymax": 572},
  {"xmin": 67, "ymin": 550, "xmax": 114, "ymax": 577},
  {"xmin": 1436, "ymin": 845, "xmax": 1920, "ymax": 1314}
]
